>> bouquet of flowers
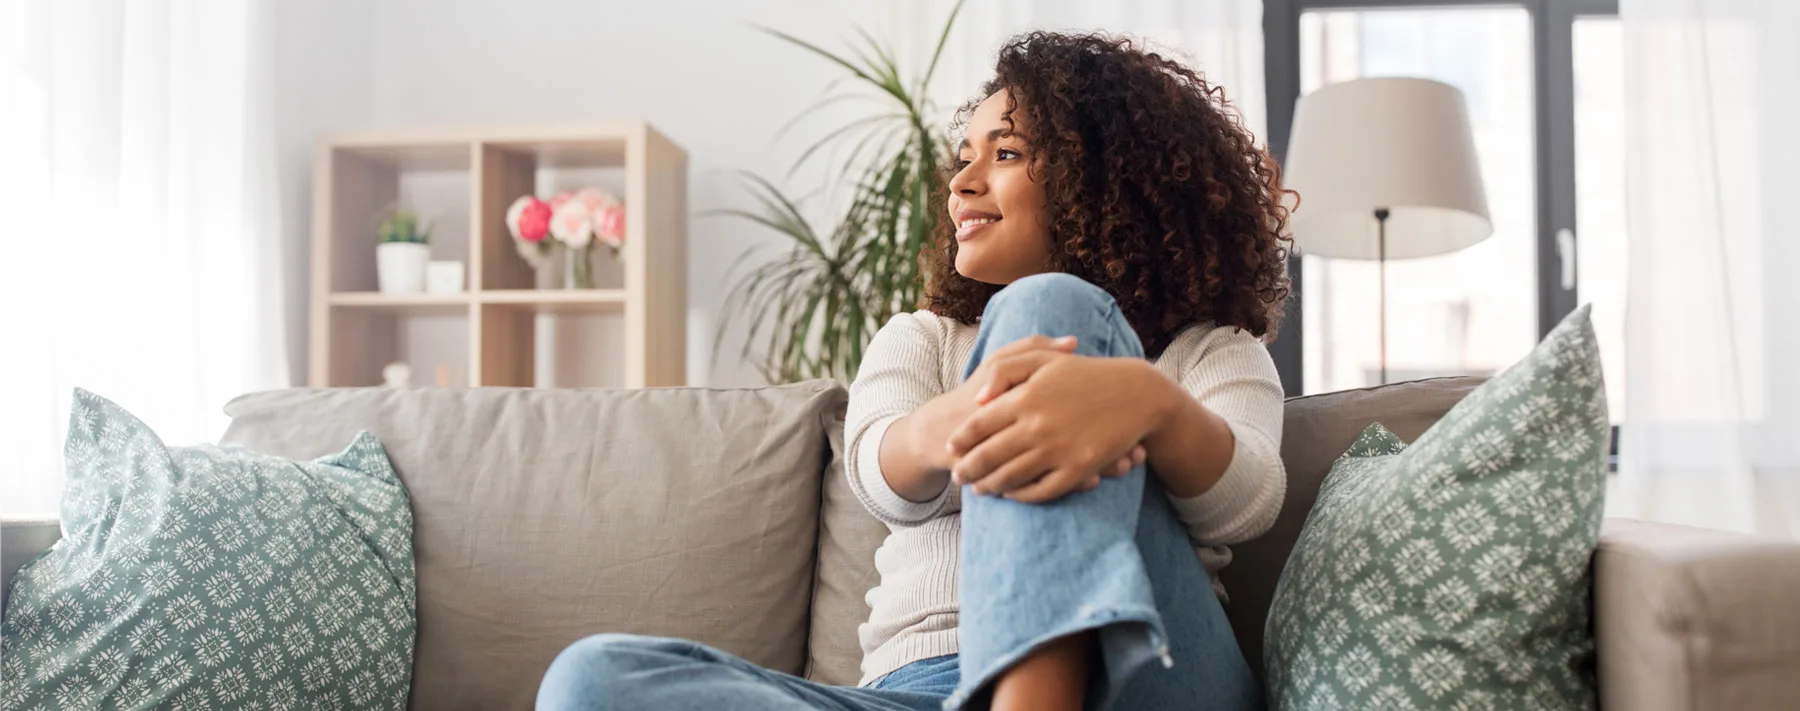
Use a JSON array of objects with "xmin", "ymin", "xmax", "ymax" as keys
[{"xmin": 505, "ymin": 188, "xmax": 626, "ymax": 288}]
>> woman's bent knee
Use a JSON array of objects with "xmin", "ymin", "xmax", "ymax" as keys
[
  {"xmin": 554, "ymin": 632, "xmax": 687, "ymax": 668},
  {"xmin": 990, "ymin": 273, "xmax": 1114, "ymax": 313},
  {"xmin": 979, "ymin": 274, "xmax": 1125, "ymax": 351},
  {"xmin": 538, "ymin": 633, "xmax": 687, "ymax": 710}
]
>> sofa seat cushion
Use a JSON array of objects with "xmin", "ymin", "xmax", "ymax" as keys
[{"xmin": 221, "ymin": 382, "xmax": 843, "ymax": 711}]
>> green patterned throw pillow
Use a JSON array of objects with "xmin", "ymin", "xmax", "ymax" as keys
[
  {"xmin": 1265, "ymin": 306, "xmax": 1609, "ymax": 710},
  {"xmin": 0, "ymin": 390, "xmax": 417, "ymax": 710}
]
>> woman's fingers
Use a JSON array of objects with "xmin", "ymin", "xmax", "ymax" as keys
[
  {"xmin": 973, "ymin": 336, "xmax": 1077, "ymax": 403},
  {"xmin": 1104, "ymin": 445, "xmax": 1148, "ymax": 477},
  {"xmin": 951, "ymin": 427, "xmax": 1031, "ymax": 486},
  {"xmin": 969, "ymin": 449, "xmax": 1051, "ymax": 496},
  {"xmin": 947, "ymin": 394, "xmax": 1023, "ymax": 455},
  {"xmin": 988, "ymin": 334, "xmax": 1077, "ymax": 361},
  {"xmin": 974, "ymin": 349, "xmax": 1066, "ymax": 405},
  {"xmin": 996, "ymin": 444, "xmax": 1144, "ymax": 503},
  {"xmin": 1005, "ymin": 467, "xmax": 1089, "ymax": 504}
]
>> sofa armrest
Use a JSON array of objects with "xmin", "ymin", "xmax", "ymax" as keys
[
  {"xmin": 1595, "ymin": 518, "xmax": 1800, "ymax": 711},
  {"xmin": 2, "ymin": 519, "xmax": 62, "ymax": 611}
]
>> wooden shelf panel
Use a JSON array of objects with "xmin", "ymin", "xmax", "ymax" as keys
[
  {"xmin": 327, "ymin": 122, "xmax": 645, "ymax": 145},
  {"xmin": 325, "ymin": 124, "xmax": 650, "ymax": 170},
  {"xmin": 478, "ymin": 289, "xmax": 627, "ymax": 313},
  {"xmin": 335, "ymin": 143, "xmax": 473, "ymax": 171},
  {"xmin": 329, "ymin": 292, "xmax": 471, "ymax": 314},
  {"xmin": 328, "ymin": 289, "xmax": 627, "ymax": 314},
  {"xmin": 482, "ymin": 139, "xmax": 626, "ymax": 169}
]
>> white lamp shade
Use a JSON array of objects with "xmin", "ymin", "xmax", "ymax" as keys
[{"xmin": 1283, "ymin": 77, "xmax": 1492, "ymax": 260}]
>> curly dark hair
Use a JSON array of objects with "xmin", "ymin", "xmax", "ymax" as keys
[{"xmin": 923, "ymin": 31, "xmax": 1295, "ymax": 357}]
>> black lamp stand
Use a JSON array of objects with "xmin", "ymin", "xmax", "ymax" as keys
[{"xmin": 1375, "ymin": 207, "xmax": 1390, "ymax": 385}]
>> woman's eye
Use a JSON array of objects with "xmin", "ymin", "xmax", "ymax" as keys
[
  {"xmin": 996, "ymin": 148, "xmax": 1021, "ymax": 161},
  {"xmin": 953, "ymin": 157, "xmax": 972, "ymax": 169}
]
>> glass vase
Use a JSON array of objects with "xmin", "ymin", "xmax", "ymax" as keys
[{"xmin": 563, "ymin": 245, "xmax": 594, "ymax": 289}]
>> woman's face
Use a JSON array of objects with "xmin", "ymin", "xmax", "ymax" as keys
[{"xmin": 947, "ymin": 89, "xmax": 1051, "ymax": 285}]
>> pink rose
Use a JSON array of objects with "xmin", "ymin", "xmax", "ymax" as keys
[
  {"xmin": 593, "ymin": 204, "xmax": 625, "ymax": 249},
  {"xmin": 520, "ymin": 204, "xmax": 551, "ymax": 242},
  {"xmin": 506, "ymin": 196, "xmax": 553, "ymax": 243},
  {"xmin": 549, "ymin": 192, "xmax": 573, "ymax": 210}
]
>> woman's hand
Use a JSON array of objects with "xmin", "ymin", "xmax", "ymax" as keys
[
  {"xmin": 948, "ymin": 356, "xmax": 1175, "ymax": 504},
  {"xmin": 902, "ymin": 335, "xmax": 1079, "ymax": 473}
]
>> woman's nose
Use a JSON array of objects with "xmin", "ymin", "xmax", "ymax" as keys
[{"xmin": 950, "ymin": 162, "xmax": 985, "ymax": 196}]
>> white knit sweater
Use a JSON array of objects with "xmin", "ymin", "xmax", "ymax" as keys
[{"xmin": 845, "ymin": 310, "xmax": 1289, "ymax": 686}]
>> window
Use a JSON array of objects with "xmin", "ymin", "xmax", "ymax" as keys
[
  {"xmin": 1265, "ymin": 0, "xmax": 1625, "ymax": 414},
  {"xmin": 1296, "ymin": 7, "xmax": 1537, "ymax": 393}
]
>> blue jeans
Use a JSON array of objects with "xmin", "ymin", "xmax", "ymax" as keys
[{"xmin": 537, "ymin": 273, "xmax": 1260, "ymax": 711}]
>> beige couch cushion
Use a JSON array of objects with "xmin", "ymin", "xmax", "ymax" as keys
[
  {"xmin": 1218, "ymin": 376, "xmax": 1483, "ymax": 680},
  {"xmin": 805, "ymin": 396, "xmax": 888, "ymax": 686},
  {"xmin": 1595, "ymin": 519, "xmax": 1800, "ymax": 710},
  {"xmin": 221, "ymin": 383, "xmax": 843, "ymax": 711}
]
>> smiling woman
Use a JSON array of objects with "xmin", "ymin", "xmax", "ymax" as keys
[
  {"xmin": 856, "ymin": 32, "xmax": 1292, "ymax": 710},
  {"xmin": 925, "ymin": 32, "xmax": 1294, "ymax": 359},
  {"xmin": 538, "ymin": 29, "xmax": 1293, "ymax": 711},
  {"xmin": 945, "ymin": 92, "xmax": 1053, "ymax": 284}
]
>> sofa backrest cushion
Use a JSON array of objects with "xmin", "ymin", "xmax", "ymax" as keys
[
  {"xmin": 805, "ymin": 396, "xmax": 887, "ymax": 686},
  {"xmin": 221, "ymin": 382, "xmax": 843, "ymax": 711},
  {"xmin": 1218, "ymin": 376, "xmax": 1484, "ymax": 681}
]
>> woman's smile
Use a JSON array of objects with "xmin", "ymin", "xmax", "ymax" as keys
[{"xmin": 955, "ymin": 209, "xmax": 1003, "ymax": 241}]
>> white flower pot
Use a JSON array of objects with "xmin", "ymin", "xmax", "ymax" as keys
[{"xmin": 377, "ymin": 242, "xmax": 431, "ymax": 294}]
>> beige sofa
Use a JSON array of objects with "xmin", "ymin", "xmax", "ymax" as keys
[{"xmin": 3, "ymin": 378, "xmax": 1798, "ymax": 709}]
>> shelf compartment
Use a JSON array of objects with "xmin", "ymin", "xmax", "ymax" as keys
[{"xmin": 317, "ymin": 145, "xmax": 474, "ymax": 294}]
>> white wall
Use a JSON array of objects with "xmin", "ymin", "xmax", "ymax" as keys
[
  {"xmin": 275, "ymin": 0, "xmax": 887, "ymax": 387},
  {"xmin": 273, "ymin": 0, "xmax": 378, "ymax": 386}
]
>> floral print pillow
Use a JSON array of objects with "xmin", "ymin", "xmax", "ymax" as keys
[
  {"xmin": 1265, "ymin": 306, "xmax": 1610, "ymax": 710},
  {"xmin": 1, "ymin": 389, "xmax": 416, "ymax": 710}
]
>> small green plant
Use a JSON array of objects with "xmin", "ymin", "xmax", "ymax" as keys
[{"xmin": 378, "ymin": 209, "xmax": 430, "ymax": 244}]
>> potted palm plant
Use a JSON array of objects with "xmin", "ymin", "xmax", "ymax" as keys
[{"xmin": 717, "ymin": 1, "xmax": 965, "ymax": 383}]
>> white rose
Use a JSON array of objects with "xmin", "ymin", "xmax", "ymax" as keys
[
  {"xmin": 549, "ymin": 199, "xmax": 594, "ymax": 249},
  {"xmin": 572, "ymin": 187, "xmax": 611, "ymax": 212}
]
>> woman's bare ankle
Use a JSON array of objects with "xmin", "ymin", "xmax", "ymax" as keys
[{"xmin": 989, "ymin": 631, "xmax": 1097, "ymax": 711}]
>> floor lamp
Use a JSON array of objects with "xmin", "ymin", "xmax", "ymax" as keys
[{"xmin": 1281, "ymin": 77, "xmax": 1494, "ymax": 385}]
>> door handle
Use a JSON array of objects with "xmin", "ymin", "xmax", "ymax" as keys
[{"xmin": 1556, "ymin": 228, "xmax": 1576, "ymax": 291}]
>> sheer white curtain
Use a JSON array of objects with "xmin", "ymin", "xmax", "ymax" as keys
[
  {"xmin": 890, "ymin": 0, "xmax": 1267, "ymax": 144},
  {"xmin": 1612, "ymin": 0, "xmax": 1800, "ymax": 537},
  {"xmin": 0, "ymin": 0, "xmax": 287, "ymax": 517}
]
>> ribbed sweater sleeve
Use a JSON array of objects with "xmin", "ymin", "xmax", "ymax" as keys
[
  {"xmin": 1163, "ymin": 326, "xmax": 1289, "ymax": 546},
  {"xmin": 845, "ymin": 312, "xmax": 952, "ymax": 527}
]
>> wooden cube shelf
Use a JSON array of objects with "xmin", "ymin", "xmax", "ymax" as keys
[{"xmin": 308, "ymin": 123, "xmax": 687, "ymax": 388}]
